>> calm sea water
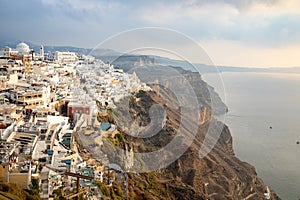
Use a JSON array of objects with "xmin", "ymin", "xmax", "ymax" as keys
[{"xmin": 203, "ymin": 72, "xmax": 300, "ymax": 200}]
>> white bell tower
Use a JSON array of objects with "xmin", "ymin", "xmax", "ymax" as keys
[{"xmin": 40, "ymin": 45, "xmax": 44, "ymax": 61}]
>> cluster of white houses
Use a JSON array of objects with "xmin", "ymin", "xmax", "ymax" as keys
[
  {"xmin": 0, "ymin": 42, "xmax": 148, "ymax": 199},
  {"xmin": 0, "ymin": 42, "xmax": 77, "ymax": 64}
]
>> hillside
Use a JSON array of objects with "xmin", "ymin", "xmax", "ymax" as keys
[
  {"xmin": 0, "ymin": 182, "xmax": 39, "ymax": 200},
  {"xmin": 94, "ymin": 71, "xmax": 280, "ymax": 199}
]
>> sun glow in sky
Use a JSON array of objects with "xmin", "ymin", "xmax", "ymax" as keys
[{"xmin": 1, "ymin": 0, "xmax": 300, "ymax": 68}]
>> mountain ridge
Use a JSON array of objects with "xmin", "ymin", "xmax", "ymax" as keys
[{"xmin": 1, "ymin": 40, "xmax": 299, "ymax": 73}]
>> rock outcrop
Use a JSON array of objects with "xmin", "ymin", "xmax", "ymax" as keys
[
  {"xmin": 94, "ymin": 64, "xmax": 280, "ymax": 199},
  {"xmin": 97, "ymin": 88, "xmax": 280, "ymax": 199}
]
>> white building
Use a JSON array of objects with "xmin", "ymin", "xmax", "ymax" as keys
[
  {"xmin": 50, "ymin": 51, "xmax": 78, "ymax": 64},
  {"xmin": 16, "ymin": 42, "xmax": 30, "ymax": 54},
  {"xmin": 40, "ymin": 45, "xmax": 44, "ymax": 61},
  {"xmin": 0, "ymin": 46, "xmax": 12, "ymax": 58}
]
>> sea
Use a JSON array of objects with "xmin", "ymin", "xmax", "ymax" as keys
[{"xmin": 202, "ymin": 72, "xmax": 300, "ymax": 200}]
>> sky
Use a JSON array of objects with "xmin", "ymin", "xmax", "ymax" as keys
[{"xmin": 0, "ymin": 0, "xmax": 300, "ymax": 68}]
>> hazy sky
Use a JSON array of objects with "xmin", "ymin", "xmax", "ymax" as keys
[{"xmin": 1, "ymin": 0, "xmax": 300, "ymax": 67}]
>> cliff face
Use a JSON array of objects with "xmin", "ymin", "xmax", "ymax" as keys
[
  {"xmin": 113, "ymin": 89, "xmax": 280, "ymax": 200},
  {"xmin": 95, "ymin": 64, "xmax": 280, "ymax": 199},
  {"xmin": 124, "ymin": 65, "xmax": 228, "ymax": 115},
  {"xmin": 110, "ymin": 56, "xmax": 228, "ymax": 115}
]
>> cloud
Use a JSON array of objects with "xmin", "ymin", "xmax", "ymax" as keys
[
  {"xmin": 1, "ymin": 0, "xmax": 298, "ymax": 47},
  {"xmin": 201, "ymin": 38, "xmax": 300, "ymax": 67},
  {"xmin": 40, "ymin": 0, "xmax": 125, "ymax": 19},
  {"xmin": 184, "ymin": 0, "xmax": 280, "ymax": 9},
  {"xmin": 1, "ymin": 0, "xmax": 300, "ymax": 53},
  {"xmin": 131, "ymin": 0, "xmax": 300, "ymax": 47}
]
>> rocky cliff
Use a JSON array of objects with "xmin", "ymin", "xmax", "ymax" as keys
[
  {"xmin": 112, "ymin": 90, "xmax": 279, "ymax": 199},
  {"xmin": 97, "ymin": 90, "xmax": 280, "ymax": 199},
  {"xmin": 95, "ymin": 63, "xmax": 280, "ymax": 199}
]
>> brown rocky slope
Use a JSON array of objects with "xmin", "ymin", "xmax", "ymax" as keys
[
  {"xmin": 95, "ymin": 65, "xmax": 280, "ymax": 199},
  {"xmin": 98, "ymin": 87, "xmax": 280, "ymax": 199}
]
